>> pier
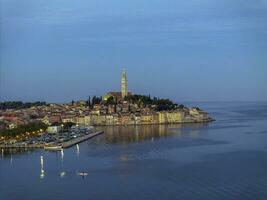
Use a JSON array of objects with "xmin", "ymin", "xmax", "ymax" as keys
[{"xmin": 62, "ymin": 131, "xmax": 103, "ymax": 148}]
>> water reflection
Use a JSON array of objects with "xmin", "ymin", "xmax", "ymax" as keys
[
  {"xmin": 40, "ymin": 156, "xmax": 45, "ymax": 179},
  {"xmin": 100, "ymin": 124, "xmax": 209, "ymax": 145},
  {"xmin": 0, "ymin": 148, "xmax": 36, "ymax": 158},
  {"xmin": 119, "ymin": 154, "xmax": 129, "ymax": 161},
  {"xmin": 76, "ymin": 144, "xmax": 80, "ymax": 157},
  {"xmin": 60, "ymin": 149, "xmax": 64, "ymax": 162}
]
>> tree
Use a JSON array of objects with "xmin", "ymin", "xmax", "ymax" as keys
[
  {"xmin": 107, "ymin": 96, "xmax": 115, "ymax": 105},
  {"xmin": 0, "ymin": 101, "xmax": 46, "ymax": 110},
  {"xmin": 178, "ymin": 104, "xmax": 184, "ymax": 109},
  {"xmin": 115, "ymin": 97, "xmax": 118, "ymax": 105},
  {"xmin": 0, "ymin": 122, "xmax": 48, "ymax": 138},
  {"xmin": 193, "ymin": 107, "xmax": 201, "ymax": 111},
  {"xmin": 92, "ymin": 96, "xmax": 96, "ymax": 105},
  {"xmin": 92, "ymin": 96, "xmax": 102, "ymax": 105},
  {"xmin": 87, "ymin": 96, "xmax": 91, "ymax": 107},
  {"xmin": 63, "ymin": 122, "xmax": 76, "ymax": 130}
]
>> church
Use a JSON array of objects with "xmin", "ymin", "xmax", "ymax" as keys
[{"xmin": 103, "ymin": 69, "xmax": 132, "ymax": 101}]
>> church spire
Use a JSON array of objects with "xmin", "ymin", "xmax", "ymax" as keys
[{"xmin": 121, "ymin": 69, "xmax": 128, "ymax": 99}]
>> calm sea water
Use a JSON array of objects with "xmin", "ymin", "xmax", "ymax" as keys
[{"xmin": 1, "ymin": 102, "xmax": 267, "ymax": 200}]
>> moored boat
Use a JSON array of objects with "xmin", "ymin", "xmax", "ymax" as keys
[{"xmin": 44, "ymin": 145, "xmax": 62, "ymax": 151}]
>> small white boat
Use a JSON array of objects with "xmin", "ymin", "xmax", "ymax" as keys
[
  {"xmin": 77, "ymin": 172, "xmax": 88, "ymax": 177},
  {"xmin": 44, "ymin": 145, "xmax": 62, "ymax": 151}
]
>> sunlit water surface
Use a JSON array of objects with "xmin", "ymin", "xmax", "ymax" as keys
[{"xmin": 1, "ymin": 102, "xmax": 267, "ymax": 200}]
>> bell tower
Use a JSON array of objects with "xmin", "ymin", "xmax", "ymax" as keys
[{"xmin": 121, "ymin": 69, "xmax": 128, "ymax": 99}]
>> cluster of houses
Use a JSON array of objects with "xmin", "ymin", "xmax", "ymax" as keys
[{"xmin": 0, "ymin": 99, "xmax": 212, "ymax": 131}]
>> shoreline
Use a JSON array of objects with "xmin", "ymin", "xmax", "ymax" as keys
[{"xmin": 90, "ymin": 118, "xmax": 215, "ymax": 127}]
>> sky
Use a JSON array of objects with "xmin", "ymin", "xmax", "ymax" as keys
[{"xmin": 0, "ymin": 0, "xmax": 267, "ymax": 103}]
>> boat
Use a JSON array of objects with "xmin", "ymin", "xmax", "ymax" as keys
[
  {"xmin": 77, "ymin": 172, "xmax": 88, "ymax": 177},
  {"xmin": 44, "ymin": 145, "xmax": 62, "ymax": 151}
]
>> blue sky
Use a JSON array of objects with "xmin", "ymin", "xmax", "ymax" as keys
[{"xmin": 0, "ymin": 0, "xmax": 267, "ymax": 103}]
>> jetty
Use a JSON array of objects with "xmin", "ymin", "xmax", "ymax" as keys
[{"xmin": 62, "ymin": 130, "xmax": 103, "ymax": 148}]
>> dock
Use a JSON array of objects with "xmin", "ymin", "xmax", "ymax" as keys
[{"xmin": 0, "ymin": 131, "xmax": 104, "ymax": 150}]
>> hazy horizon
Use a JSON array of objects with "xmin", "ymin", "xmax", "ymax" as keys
[{"xmin": 1, "ymin": 0, "xmax": 267, "ymax": 102}]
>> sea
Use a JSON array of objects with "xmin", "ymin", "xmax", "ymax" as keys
[{"xmin": 0, "ymin": 102, "xmax": 267, "ymax": 200}]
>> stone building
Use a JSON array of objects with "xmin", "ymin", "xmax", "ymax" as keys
[{"xmin": 104, "ymin": 69, "xmax": 132, "ymax": 101}]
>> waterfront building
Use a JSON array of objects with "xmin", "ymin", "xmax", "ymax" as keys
[
  {"xmin": 166, "ymin": 112, "xmax": 184, "ymax": 123},
  {"xmin": 141, "ymin": 114, "xmax": 154, "ymax": 124},
  {"xmin": 8, "ymin": 123, "xmax": 17, "ymax": 129},
  {"xmin": 76, "ymin": 117, "xmax": 85, "ymax": 125},
  {"xmin": 84, "ymin": 116, "xmax": 91, "ymax": 125},
  {"xmin": 62, "ymin": 117, "xmax": 75, "ymax": 123},
  {"xmin": 49, "ymin": 115, "xmax": 61, "ymax": 124},
  {"xmin": 47, "ymin": 126, "xmax": 62, "ymax": 134},
  {"xmin": 108, "ymin": 105, "xmax": 116, "ymax": 114},
  {"xmin": 105, "ymin": 115, "xmax": 114, "ymax": 125}
]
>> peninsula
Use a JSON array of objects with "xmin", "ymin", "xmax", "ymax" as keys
[
  {"xmin": 0, "ymin": 70, "xmax": 213, "ymax": 128},
  {"xmin": 0, "ymin": 70, "xmax": 214, "ymax": 146}
]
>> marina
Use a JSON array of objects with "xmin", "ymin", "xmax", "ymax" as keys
[{"xmin": 0, "ymin": 128, "xmax": 104, "ymax": 150}]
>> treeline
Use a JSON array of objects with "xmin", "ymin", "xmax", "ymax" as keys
[
  {"xmin": 125, "ymin": 94, "xmax": 184, "ymax": 111},
  {"xmin": 71, "ymin": 96, "xmax": 102, "ymax": 107},
  {"xmin": 0, "ymin": 101, "xmax": 46, "ymax": 110},
  {"xmin": 0, "ymin": 122, "xmax": 48, "ymax": 137},
  {"xmin": 125, "ymin": 94, "xmax": 174, "ymax": 105}
]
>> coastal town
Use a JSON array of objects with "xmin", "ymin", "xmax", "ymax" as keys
[{"xmin": 0, "ymin": 70, "xmax": 214, "ymax": 147}]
